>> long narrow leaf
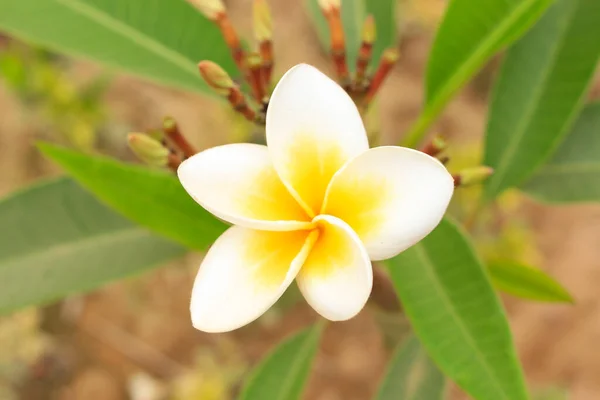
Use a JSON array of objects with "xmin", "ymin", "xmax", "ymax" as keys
[
  {"xmin": 484, "ymin": 0, "xmax": 600, "ymax": 199},
  {"xmin": 0, "ymin": 0, "xmax": 235, "ymax": 93},
  {"xmin": 0, "ymin": 178, "xmax": 185, "ymax": 314},
  {"xmin": 387, "ymin": 218, "xmax": 528, "ymax": 400},
  {"xmin": 522, "ymin": 103, "xmax": 600, "ymax": 203},
  {"xmin": 238, "ymin": 324, "xmax": 323, "ymax": 400},
  {"xmin": 39, "ymin": 143, "xmax": 226, "ymax": 250},
  {"xmin": 403, "ymin": 0, "xmax": 553, "ymax": 147},
  {"xmin": 489, "ymin": 261, "xmax": 573, "ymax": 303}
]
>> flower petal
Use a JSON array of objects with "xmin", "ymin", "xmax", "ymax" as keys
[
  {"xmin": 190, "ymin": 227, "xmax": 317, "ymax": 332},
  {"xmin": 322, "ymin": 146, "xmax": 454, "ymax": 261},
  {"xmin": 296, "ymin": 215, "xmax": 372, "ymax": 321},
  {"xmin": 178, "ymin": 143, "xmax": 312, "ymax": 231},
  {"xmin": 266, "ymin": 64, "xmax": 369, "ymax": 216}
]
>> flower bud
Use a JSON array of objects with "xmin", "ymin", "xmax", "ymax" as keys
[
  {"xmin": 382, "ymin": 48, "xmax": 400, "ymax": 63},
  {"xmin": 246, "ymin": 52, "xmax": 263, "ymax": 69},
  {"xmin": 421, "ymin": 134, "xmax": 447, "ymax": 157},
  {"xmin": 146, "ymin": 129, "xmax": 165, "ymax": 142},
  {"xmin": 187, "ymin": 0, "xmax": 225, "ymax": 20},
  {"xmin": 198, "ymin": 61, "xmax": 235, "ymax": 95},
  {"xmin": 318, "ymin": 0, "xmax": 341, "ymax": 12},
  {"xmin": 253, "ymin": 0, "xmax": 272, "ymax": 42},
  {"xmin": 361, "ymin": 15, "xmax": 376, "ymax": 44},
  {"xmin": 454, "ymin": 166, "xmax": 494, "ymax": 187},
  {"xmin": 127, "ymin": 133, "xmax": 169, "ymax": 167}
]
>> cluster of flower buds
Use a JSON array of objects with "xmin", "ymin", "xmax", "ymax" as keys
[
  {"xmin": 316, "ymin": 0, "xmax": 400, "ymax": 108},
  {"xmin": 128, "ymin": 0, "xmax": 493, "ymax": 186},
  {"xmin": 452, "ymin": 166, "xmax": 494, "ymax": 188},
  {"xmin": 187, "ymin": 0, "xmax": 274, "ymax": 124},
  {"xmin": 127, "ymin": 117, "xmax": 197, "ymax": 171},
  {"xmin": 187, "ymin": 0, "xmax": 399, "ymax": 125},
  {"xmin": 419, "ymin": 134, "xmax": 494, "ymax": 187}
]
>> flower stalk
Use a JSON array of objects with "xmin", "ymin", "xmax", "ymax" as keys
[
  {"xmin": 127, "ymin": 132, "xmax": 182, "ymax": 171},
  {"xmin": 253, "ymin": 0, "xmax": 274, "ymax": 88},
  {"xmin": 355, "ymin": 15, "xmax": 376, "ymax": 90},
  {"xmin": 198, "ymin": 61, "xmax": 258, "ymax": 123},
  {"xmin": 319, "ymin": 0, "xmax": 350, "ymax": 90},
  {"xmin": 247, "ymin": 52, "xmax": 267, "ymax": 104},
  {"xmin": 420, "ymin": 134, "xmax": 447, "ymax": 157},
  {"xmin": 163, "ymin": 117, "xmax": 197, "ymax": 159},
  {"xmin": 215, "ymin": 13, "xmax": 247, "ymax": 77},
  {"xmin": 453, "ymin": 166, "xmax": 494, "ymax": 187},
  {"xmin": 188, "ymin": 0, "xmax": 247, "ymax": 79},
  {"xmin": 362, "ymin": 48, "xmax": 399, "ymax": 108}
]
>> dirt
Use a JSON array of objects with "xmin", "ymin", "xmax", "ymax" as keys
[{"xmin": 1, "ymin": 0, "xmax": 600, "ymax": 399}]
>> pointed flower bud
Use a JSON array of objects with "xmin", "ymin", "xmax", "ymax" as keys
[
  {"xmin": 318, "ymin": 0, "xmax": 341, "ymax": 12},
  {"xmin": 146, "ymin": 129, "xmax": 165, "ymax": 142},
  {"xmin": 127, "ymin": 133, "xmax": 169, "ymax": 167},
  {"xmin": 246, "ymin": 52, "xmax": 263, "ymax": 69},
  {"xmin": 253, "ymin": 0, "xmax": 272, "ymax": 42},
  {"xmin": 454, "ymin": 166, "xmax": 494, "ymax": 187},
  {"xmin": 361, "ymin": 15, "xmax": 376, "ymax": 44},
  {"xmin": 198, "ymin": 61, "xmax": 235, "ymax": 95},
  {"xmin": 421, "ymin": 134, "xmax": 447, "ymax": 157},
  {"xmin": 187, "ymin": 0, "xmax": 225, "ymax": 20},
  {"xmin": 382, "ymin": 48, "xmax": 400, "ymax": 63}
]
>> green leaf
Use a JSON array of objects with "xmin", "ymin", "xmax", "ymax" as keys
[
  {"xmin": 238, "ymin": 324, "xmax": 323, "ymax": 400},
  {"xmin": 375, "ymin": 336, "xmax": 445, "ymax": 400},
  {"xmin": 403, "ymin": 0, "xmax": 553, "ymax": 147},
  {"xmin": 0, "ymin": 178, "xmax": 185, "ymax": 315},
  {"xmin": 489, "ymin": 261, "xmax": 573, "ymax": 303},
  {"xmin": 522, "ymin": 103, "xmax": 600, "ymax": 203},
  {"xmin": 38, "ymin": 143, "xmax": 226, "ymax": 250},
  {"xmin": 365, "ymin": 0, "xmax": 396, "ymax": 65},
  {"xmin": 484, "ymin": 0, "xmax": 600, "ymax": 199},
  {"xmin": 305, "ymin": 0, "xmax": 396, "ymax": 69},
  {"xmin": 386, "ymin": 218, "xmax": 528, "ymax": 400},
  {"xmin": 0, "ymin": 0, "xmax": 236, "ymax": 93}
]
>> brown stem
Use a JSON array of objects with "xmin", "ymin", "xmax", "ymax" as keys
[
  {"xmin": 216, "ymin": 13, "xmax": 247, "ymax": 78},
  {"xmin": 167, "ymin": 152, "xmax": 182, "ymax": 171},
  {"xmin": 247, "ymin": 53, "xmax": 266, "ymax": 103},
  {"xmin": 324, "ymin": 8, "xmax": 350, "ymax": 90},
  {"xmin": 363, "ymin": 49, "xmax": 399, "ymax": 108},
  {"xmin": 453, "ymin": 174, "xmax": 462, "ymax": 187},
  {"xmin": 228, "ymin": 87, "xmax": 257, "ymax": 122},
  {"xmin": 355, "ymin": 42, "xmax": 373, "ymax": 90},
  {"xmin": 163, "ymin": 117, "xmax": 196, "ymax": 159},
  {"xmin": 420, "ymin": 135, "xmax": 447, "ymax": 157},
  {"xmin": 163, "ymin": 117, "xmax": 198, "ymax": 158},
  {"xmin": 259, "ymin": 40, "xmax": 274, "ymax": 89}
]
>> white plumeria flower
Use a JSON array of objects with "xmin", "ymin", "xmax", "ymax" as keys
[{"xmin": 178, "ymin": 64, "xmax": 454, "ymax": 333}]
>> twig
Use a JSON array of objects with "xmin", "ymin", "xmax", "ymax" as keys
[
  {"xmin": 163, "ymin": 117, "xmax": 197, "ymax": 159},
  {"xmin": 362, "ymin": 48, "xmax": 399, "ymax": 109}
]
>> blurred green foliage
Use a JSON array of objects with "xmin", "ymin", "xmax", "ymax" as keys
[{"xmin": 0, "ymin": 40, "xmax": 109, "ymax": 151}]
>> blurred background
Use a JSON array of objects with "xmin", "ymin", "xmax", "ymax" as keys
[{"xmin": 0, "ymin": 0, "xmax": 599, "ymax": 399}]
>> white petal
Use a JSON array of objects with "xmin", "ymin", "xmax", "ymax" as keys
[
  {"xmin": 178, "ymin": 143, "xmax": 312, "ymax": 231},
  {"xmin": 190, "ymin": 227, "xmax": 317, "ymax": 332},
  {"xmin": 322, "ymin": 146, "xmax": 454, "ymax": 260},
  {"xmin": 296, "ymin": 215, "xmax": 372, "ymax": 321},
  {"xmin": 266, "ymin": 64, "xmax": 369, "ymax": 216}
]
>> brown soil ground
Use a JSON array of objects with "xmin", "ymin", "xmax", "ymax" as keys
[{"xmin": 1, "ymin": 0, "xmax": 600, "ymax": 399}]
